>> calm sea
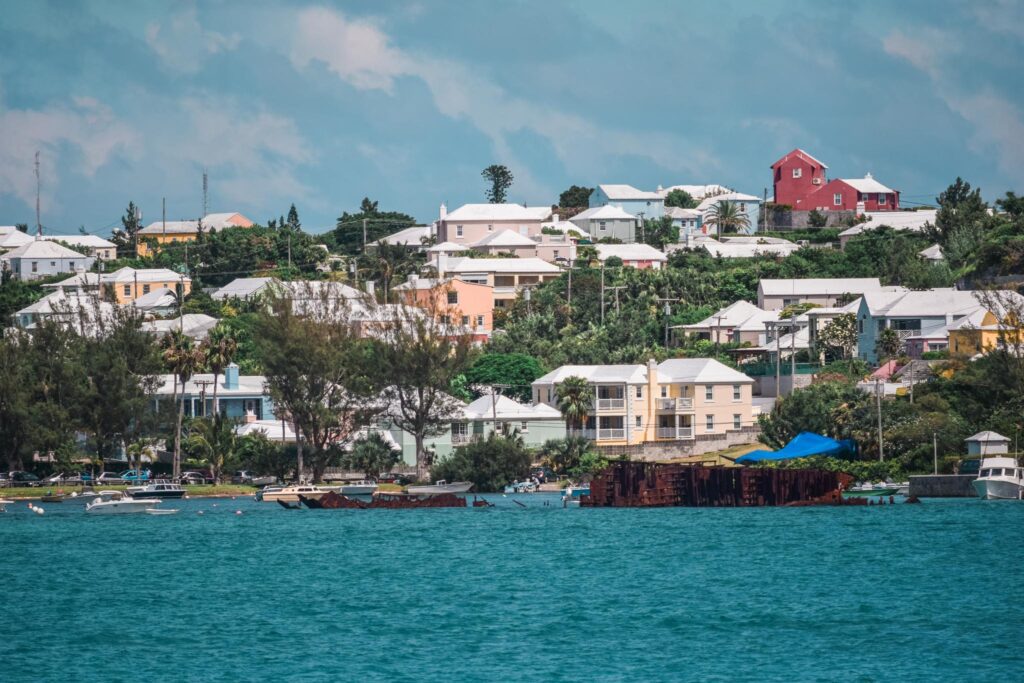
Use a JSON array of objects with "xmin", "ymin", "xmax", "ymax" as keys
[{"xmin": 1, "ymin": 494, "xmax": 1021, "ymax": 682}]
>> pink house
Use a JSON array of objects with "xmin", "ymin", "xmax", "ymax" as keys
[{"xmin": 394, "ymin": 274, "xmax": 494, "ymax": 341}]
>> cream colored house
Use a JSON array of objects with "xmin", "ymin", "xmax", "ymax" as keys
[{"xmin": 437, "ymin": 203, "xmax": 552, "ymax": 246}]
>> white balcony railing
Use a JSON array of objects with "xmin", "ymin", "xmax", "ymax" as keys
[
  {"xmin": 596, "ymin": 398, "xmax": 625, "ymax": 411},
  {"xmin": 656, "ymin": 398, "xmax": 675, "ymax": 410},
  {"xmin": 656, "ymin": 397, "xmax": 694, "ymax": 411},
  {"xmin": 675, "ymin": 398, "xmax": 694, "ymax": 411},
  {"xmin": 581, "ymin": 429, "xmax": 597, "ymax": 440},
  {"xmin": 656, "ymin": 427, "xmax": 695, "ymax": 440},
  {"xmin": 598, "ymin": 428, "xmax": 626, "ymax": 440},
  {"xmin": 678, "ymin": 427, "xmax": 694, "ymax": 439}
]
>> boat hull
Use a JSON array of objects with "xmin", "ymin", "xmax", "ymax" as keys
[
  {"xmin": 843, "ymin": 488, "xmax": 899, "ymax": 497},
  {"xmin": 972, "ymin": 479, "xmax": 1023, "ymax": 500},
  {"xmin": 85, "ymin": 499, "xmax": 161, "ymax": 514},
  {"xmin": 261, "ymin": 491, "xmax": 326, "ymax": 504},
  {"xmin": 126, "ymin": 490, "xmax": 186, "ymax": 499},
  {"xmin": 406, "ymin": 482, "xmax": 473, "ymax": 495},
  {"xmin": 337, "ymin": 485, "xmax": 378, "ymax": 496}
]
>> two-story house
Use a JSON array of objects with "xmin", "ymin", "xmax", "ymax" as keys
[
  {"xmin": 570, "ymin": 205, "xmax": 638, "ymax": 243},
  {"xmin": 771, "ymin": 148, "xmax": 829, "ymax": 207},
  {"xmin": 531, "ymin": 358, "xmax": 755, "ymax": 454},
  {"xmin": 589, "ymin": 184, "xmax": 665, "ymax": 220},
  {"xmin": 437, "ymin": 203, "xmax": 552, "ymax": 245},
  {"xmin": 757, "ymin": 278, "xmax": 887, "ymax": 311},
  {"xmin": 770, "ymin": 148, "xmax": 900, "ymax": 212},
  {"xmin": 153, "ymin": 363, "xmax": 274, "ymax": 420},
  {"xmin": 435, "ymin": 254, "xmax": 561, "ymax": 310},
  {"xmin": 393, "ymin": 274, "xmax": 494, "ymax": 341}
]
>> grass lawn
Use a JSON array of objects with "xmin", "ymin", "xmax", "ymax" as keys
[{"xmin": 1, "ymin": 484, "xmax": 258, "ymax": 499}]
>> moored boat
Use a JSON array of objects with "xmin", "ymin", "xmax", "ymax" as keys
[
  {"xmin": 504, "ymin": 480, "xmax": 537, "ymax": 494},
  {"xmin": 562, "ymin": 483, "xmax": 590, "ymax": 498},
  {"xmin": 335, "ymin": 480, "xmax": 379, "ymax": 496},
  {"xmin": 258, "ymin": 484, "xmax": 328, "ymax": 503},
  {"xmin": 85, "ymin": 492, "xmax": 162, "ymax": 514},
  {"xmin": 125, "ymin": 481, "xmax": 187, "ymax": 499},
  {"xmin": 972, "ymin": 457, "xmax": 1023, "ymax": 500},
  {"xmin": 406, "ymin": 480, "xmax": 473, "ymax": 495},
  {"xmin": 843, "ymin": 482, "xmax": 900, "ymax": 497}
]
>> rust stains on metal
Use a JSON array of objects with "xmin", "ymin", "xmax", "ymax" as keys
[{"xmin": 582, "ymin": 462, "xmax": 859, "ymax": 508}]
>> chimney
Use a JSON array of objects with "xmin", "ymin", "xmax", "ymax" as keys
[
  {"xmin": 439, "ymin": 203, "xmax": 447, "ymax": 221},
  {"xmin": 437, "ymin": 252, "xmax": 448, "ymax": 279},
  {"xmin": 407, "ymin": 273, "xmax": 418, "ymax": 285},
  {"xmin": 224, "ymin": 363, "xmax": 239, "ymax": 390},
  {"xmin": 365, "ymin": 280, "xmax": 375, "ymax": 297},
  {"xmin": 553, "ymin": 213, "xmax": 560, "ymax": 222}
]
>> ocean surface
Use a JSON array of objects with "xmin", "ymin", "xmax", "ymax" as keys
[{"xmin": 1, "ymin": 493, "xmax": 1022, "ymax": 682}]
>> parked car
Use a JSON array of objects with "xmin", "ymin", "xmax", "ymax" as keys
[
  {"xmin": 0, "ymin": 472, "xmax": 10, "ymax": 487},
  {"xmin": 63, "ymin": 472, "xmax": 93, "ymax": 484},
  {"xmin": 231, "ymin": 470, "xmax": 255, "ymax": 484},
  {"xmin": 179, "ymin": 471, "xmax": 211, "ymax": 485},
  {"xmin": 9, "ymin": 471, "xmax": 42, "ymax": 487},
  {"xmin": 96, "ymin": 471, "xmax": 124, "ymax": 485},
  {"xmin": 120, "ymin": 469, "xmax": 151, "ymax": 482}
]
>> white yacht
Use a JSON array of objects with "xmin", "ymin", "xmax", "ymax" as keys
[
  {"xmin": 85, "ymin": 491, "xmax": 162, "ymax": 514},
  {"xmin": 406, "ymin": 480, "xmax": 473, "ymax": 495},
  {"xmin": 257, "ymin": 484, "xmax": 327, "ymax": 503},
  {"xmin": 126, "ymin": 481, "xmax": 186, "ymax": 499},
  {"xmin": 972, "ymin": 457, "xmax": 1024, "ymax": 500},
  {"xmin": 336, "ymin": 480, "xmax": 379, "ymax": 496},
  {"xmin": 63, "ymin": 490, "xmax": 121, "ymax": 506}
]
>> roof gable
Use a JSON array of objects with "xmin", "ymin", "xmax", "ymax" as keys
[{"xmin": 770, "ymin": 148, "xmax": 828, "ymax": 170}]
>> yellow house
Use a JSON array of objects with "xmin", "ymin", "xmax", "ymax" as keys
[
  {"xmin": 531, "ymin": 358, "xmax": 755, "ymax": 450},
  {"xmin": 136, "ymin": 212, "xmax": 254, "ymax": 256},
  {"xmin": 102, "ymin": 267, "xmax": 191, "ymax": 304},
  {"xmin": 949, "ymin": 310, "xmax": 1024, "ymax": 356}
]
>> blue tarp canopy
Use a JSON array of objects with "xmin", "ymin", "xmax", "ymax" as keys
[{"xmin": 735, "ymin": 432, "xmax": 856, "ymax": 464}]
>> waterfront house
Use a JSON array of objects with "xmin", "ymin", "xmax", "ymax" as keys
[
  {"xmin": 593, "ymin": 243, "xmax": 667, "ymax": 269},
  {"xmin": 437, "ymin": 203, "xmax": 552, "ymax": 246},
  {"xmin": 570, "ymin": 205, "xmax": 638, "ymax": 243},
  {"xmin": 434, "ymin": 254, "xmax": 561, "ymax": 311},
  {"xmin": 757, "ymin": 278, "xmax": 886, "ymax": 311},
  {"xmin": 153, "ymin": 363, "xmax": 273, "ymax": 420},
  {"xmin": 965, "ymin": 431, "xmax": 1011, "ymax": 456},
  {"xmin": 531, "ymin": 358, "xmax": 755, "ymax": 455},
  {"xmin": 589, "ymin": 184, "xmax": 664, "ymax": 220},
  {"xmin": 0, "ymin": 238, "xmax": 95, "ymax": 280},
  {"xmin": 856, "ymin": 289, "xmax": 984, "ymax": 364},
  {"xmin": 394, "ymin": 274, "xmax": 493, "ymax": 340},
  {"xmin": 137, "ymin": 211, "xmax": 254, "ymax": 256},
  {"xmin": 41, "ymin": 234, "xmax": 117, "ymax": 261}
]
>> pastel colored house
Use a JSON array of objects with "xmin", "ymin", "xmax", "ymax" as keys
[
  {"xmin": 589, "ymin": 184, "xmax": 664, "ymax": 219},
  {"xmin": 757, "ymin": 278, "xmax": 886, "ymax": 311},
  {"xmin": 0, "ymin": 239, "xmax": 95, "ymax": 280},
  {"xmin": 770, "ymin": 148, "xmax": 899, "ymax": 212},
  {"xmin": 42, "ymin": 234, "xmax": 117, "ymax": 261},
  {"xmin": 697, "ymin": 192, "xmax": 762, "ymax": 235},
  {"xmin": 949, "ymin": 309, "xmax": 1024, "ymax": 357},
  {"xmin": 570, "ymin": 205, "xmax": 638, "ymax": 243},
  {"xmin": 394, "ymin": 274, "xmax": 494, "ymax": 340},
  {"xmin": 771, "ymin": 148, "xmax": 829, "ymax": 207},
  {"xmin": 665, "ymin": 207, "xmax": 702, "ymax": 235},
  {"xmin": 14, "ymin": 287, "xmax": 115, "ymax": 332},
  {"xmin": 101, "ymin": 267, "xmax": 191, "ymax": 304},
  {"xmin": 437, "ymin": 203, "xmax": 552, "ymax": 246},
  {"xmin": 471, "ymin": 229, "xmax": 541, "ymax": 258},
  {"xmin": 676, "ymin": 300, "xmax": 779, "ymax": 346},
  {"xmin": 593, "ymin": 243, "xmax": 667, "ymax": 270},
  {"xmin": 152, "ymin": 364, "xmax": 274, "ymax": 420},
  {"xmin": 531, "ymin": 358, "xmax": 755, "ymax": 451},
  {"xmin": 136, "ymin": 212, "xmax": 254, "ymax": 256},
  {"xmin": 436, "ymin": 254, "xmax": 561, "ymax": 310}
]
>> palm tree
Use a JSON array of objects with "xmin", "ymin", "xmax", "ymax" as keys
[
  {"xmin": 204, "ymin": 325, "xmax": 238, "ymax": 415},
  {"xmin": 704, "ymin": 200, "xmax": 751, "ymax": 236},
  {"xmin": 555, "ymin": 376, "xmax": 593, "ymax": 436},
  {"xmin": 162, "ymin": 331, "xmax": 205, "ymax": 480},
  {"xmin": 185, "ymin": 413, "xmax": 236, "ymax": 484}
]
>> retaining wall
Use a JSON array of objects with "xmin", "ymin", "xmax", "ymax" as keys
[{"xmin": 908, "ymin": 474, "xmax": 977, "ymax": 498}]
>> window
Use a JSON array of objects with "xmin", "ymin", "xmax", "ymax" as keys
[
  {"xmin": 461, "ymin": 315, "xmax": 469, "ymax": 326},
  {"xmin": 553, "ymin": 250, "xmax": 559, "ymax": 258},
  {"xmin": 706, "ymin": 415, "xmax": 715, "ymax": 431},
  {"xmin": 143, "ymin": 284, "xmax": 150, "ymax": 294},
  {"xmin": 733, "ymin": 414, "xmax": 741, "ymax": 430},
  {"xmin": 447, "ymin": 291, "xmax": 458, "ymax": 305},
  {"xmin": 858, "ymin": 319, "xmax": 864, "ymax": 333},
  {"xmin": 660, "ymin": 386, "xmax": 668, "ymax": 398},
  {"xmin": 451, "ymin": 422, "xmax": 467, "ymax": 437},
  {"xmin": 705, "ymin": 386, "xmax": 714, "ymax": 400},
  {"xmin": 878, "ymin": 193, "xmax": 887, "ymax": 205},
  {"xmin": 833, "ymin": 193, "xmax": 843, "ymax": 206},
  {"xmin": 440, "ymin": 315, "xmax": 450, "ymax": 324},
  {"xmin": 635, "ymin": 386, "xmax": 642, "ymax": 398},
  {"xmin": 599, "ymin": 221, "xmax": 607, "ymax": 231},
  {"xmin": 520, "ymin": 421, "xmax": 529, "ymax": 433},
  {"xmin": 31, "ymin": 261, "xmax": 38, "ymax": 273},
  {"xmin": 791, "ymin": 168, "xmax": 803, "ymax": 179},
  {"xmin": 732, "ymin": 384, "xmax": 741, "ymax": 400},
  {"xmin": 456, "ymin": 225, "xmax": 464, "ymax": 238},
  {"xmin": 475, "ymin": 315, "xmax": 484, "ymax": 327},
  {"xmin": 487, "ymin": 224, "xmax": 494, "ymax": 232},
  {"xmin": 635, "ymin": 416, "xmax": 642, "ymax": 428},
  {"xmin": 123, "ymin": 285, "xmax": 131, "ymax": 296}
]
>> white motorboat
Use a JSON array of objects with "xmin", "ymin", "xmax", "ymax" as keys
[
  {"xmin": 504, "ymin": 480, "xmax": 537, "ymax": 494},
  {"xmin": 406, "ymin": 480, "xmax": 474, "ymax": 495},
  {"xmin": 85, "ymin": 492, "xmax": 162, "ymax": 514},
  {"xmin": 972, "ymin": 457, "xmax": 1023, "ymax": 500},
  {"xmin": 336, "ymin": 480, "xmax": 379, "ymax": 496},
  {"xmin": 257, "ymin": 485, "xmax": 328, "ymax": 503},
  {"xmin": 126, "ymin": 481, "xmax": 186, "ymax": 499}
]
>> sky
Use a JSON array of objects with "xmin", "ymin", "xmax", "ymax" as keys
[{"xmin": 1, "ymin": 0, "xmax": 1022, "ymax": 237}]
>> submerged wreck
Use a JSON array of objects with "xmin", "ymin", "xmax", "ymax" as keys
[
  {"xmin": 298, "ymin": 490, "xmax": 468, "ymax": 509},
  {"xmin": 582, "ymin": 462, "xmax": 858, "ymax": 507}
]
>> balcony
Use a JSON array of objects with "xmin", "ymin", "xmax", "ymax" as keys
[
  {"xmin": 656, "ymin": 397, "xmax": 694, "ymax": 412},
  {"xmin": 656, "ymin": 427, "xmax": 695, "ymax": 440},
  {"xmin": 451, "ymin": 433, "xmax": 471, "ymax": 444},
  {"xmin": 597, "ymin": 428, "xmax": 626, "ymax": 440},
  {"xmin": 596, "ymin": 398, "xmax": 626, "ymax": 411}
]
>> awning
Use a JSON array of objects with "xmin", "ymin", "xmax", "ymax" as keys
[{"xmin": 736, "ymin": 432, "xmax": 856, "ymax": 463}]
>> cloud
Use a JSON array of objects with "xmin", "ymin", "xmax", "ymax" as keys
[
  {"xmin": 883, "ymin": 27, "xmax": 1024, "ymax": 183},
  {"xmin": 973, "ymin": 0, "xmax": 1024, "ymax": 40},
  {"xmin": 0, "ymin": 94, "xmax": 138, "ymax": 210},
  {"xmin": 145, "ymin": 5, "xmax": 241, "ymax": 74},
  {"xmin": 289, "ymin": 7, "xmax": 716, "ymax": 197}
]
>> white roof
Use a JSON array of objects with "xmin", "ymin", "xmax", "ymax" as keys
[
  {"xmin": 472, "ymin": 229, "xmax": 538, "ymax": 248},
  {"xmin": 839, "ymin": 209, "xmax": 937, "ymax": 238},
  {"xmin": 41, "ymin": 235, "xmax": 116, "ymax": 249},
  {"xmin": 212, "ymin": 277, "xmax": 276, "ymax": 300},
  {"xmin": 139, "ymin": 220, "xmax": 197, "ymax": 235},
  {"xmin": 541, "ymin": 220, "xmax": 586, "ymax": 236},
  {"xmin": 664, "ymin": 207, "xmax": 702, "ymax": 219},
  {"xmin": 131, "ymin": 287, "xmax": 177, "ymax": 310},
  {"xmin": 860, "ymin": 289, "xmax": 986, "ymax": 318},
  {"xmin": 657, "ymin": 358, "xmax": 754, "ymax": 384},
  {"xmin": 0, "ymin": 238, "xmax": 88, "ymax": 260},
  {"xmin": 444, "ymin": 204, "xmax": 551, "ymax": 222},
  {"xmin": 759, "ymin": 278, "xmax": 883, "ymax": 296},
  {"xmin": 840, "ymin": 174, "xmax": 896, "ymax": 194},
  {"xmin": 596, "ymin": 184, "xmax": 662, "ymax": 201},
  {"xmin": 754, "ymin": 326, "xmax": 811, "ymax": 353},
  {"xmin": 371, "ymin": 225, "xmax": 431, "ymax": 247},
  {"xmin": 141, "ymin": 314, "xmax": 219, "ymax": 339},
  {"xmin": 657, "ymin": 184, "xmax": 733, "ymax": 200},
  {"xmin": 594, "ymin": 244, "xmax": 667, "ymax": 262},
  {"xmin": 696, "ymin": 192, "xmax": 761, "ymax": 212},
  {"xmin": 427, "ymin": 241, "xmax": 470, "ymax": 253},
  {"xmin": 42, "ymin": 272, "xmax": 101, "ymax": 288},
  {"xmin": 103, "ymin": 267, "xmax": 184, "ymax": 284},
  {"xmin": 966, "ymin": 431, "xmax": 1010, "ymax": 443},
  {"xmin": 139, "ymin": 212, "xmax": 250, "ymax": 235},
  {"xmin": 570, "ymin": 205, "xmax": 637, "ymax": 221},
  {"xmin": 235, "ymin": 419, "xmax": 296, "ymax": 442},
  {"xmin": 463, "ymin": 394, "xmax": 562, "ymax": 420},
  {"xmin": 919, "ymin": 244, "xmax": 944, "ymax": 260},
  {"xmin": 444, "ymin": 257, "xmax": 560, "ymax": 274},
  {"xmin": 534, "ymin": 364, "xmax": 648, "ymax": 385},
  {"xmin": 0, "ymin": 230, "xmax": 33, "ymax": 249},
  {"xmin": 701, "ymin": 240, "xmax": 799, "ymax": 259},
  {"xmin": 154, "ymin": 372, "xmax": 266, "ymax": 397},
  {"xmin": 679, "ymin": 300, "xmax": 775, "ymax": 330}
]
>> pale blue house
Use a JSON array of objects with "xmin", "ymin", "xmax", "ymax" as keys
[
  {"xmin": 696, "ymin": 192, "xmax": 762, "ymax": 235},
  {"xmin": 856, "ymin": 289, "xmax": 983, "ymax": 364},
  {"xmin": 153, "ymin": 364, "xmax": 276, "ymax": 420},
  {"xmin": 590, "ymin": 184, "xmax": 665, "ymax": 220}
]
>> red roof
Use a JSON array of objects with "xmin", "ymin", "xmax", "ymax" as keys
[{"xmin": 770, "ymin": 148, "xmax": 828, "ymax": 170}]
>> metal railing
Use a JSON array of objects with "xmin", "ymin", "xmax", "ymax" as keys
[
  {"xmin": 596, "ymin": 398, "xmax": 625, "ymax": 410},
  {"xmin": 656, "ymin": 427, "xmax": 695, "ymax": 440},
  {"xmin": 656, "ymin": 397, "xmax": 694, "ymax": 411},
  {"xmin": 598, "ymin": 428, "xmax": 626, "ymax": 440}
]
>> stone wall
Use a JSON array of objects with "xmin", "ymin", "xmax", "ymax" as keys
[
  {"xmin": 594, "ymin": 426, "xmax": 762, "ymax": 461},
  {"xmin": 754, "ymin": 374, "xmax": 814, "ymax": 397},
  {"xmin": 764, "ymin": 209, "xmax": 856, "ymax": 230},
  {"xmin": 908, "ymin": 474, "xmax": 977, "ymax": 498}
]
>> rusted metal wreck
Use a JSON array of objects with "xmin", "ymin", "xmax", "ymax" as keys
[
  {"xmin": 298, "ymin": 490, "xmax": 468, "ymax": 509},
  {"xmin": 582, "ymin": 462, "xmax": 858, "ymax": 507}
]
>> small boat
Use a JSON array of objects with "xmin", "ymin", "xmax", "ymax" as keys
[
  {"xmin": 40, "ymin": 493, "xmax": 67, "ymax": 503},
  {"xmin": 257, "ymin": 485, "xmax": 328, "ymax": 503},
  {"xmin": 406, "ymin": 480, "xmax": 473, "ymax": 495},
  {"xmin": 972, "ymin": 457, "xmax": 1024, "ymax": 500},
  {"xmin": 504, "ymin": 480, "xmax": 537, "ymax": 494},
  {"xmin": 0, "ymin": 499, "xmax": 12, "ymax": 513},
  {"xmin": 145, "ymin": 508, "xmax": 179, "ymax": 515},
  {"xmin": 126, "ymin": 481, "xmax": 187, "ymax": 499},
  {"xmin": 562, "ymin": 483, "xmax": 590, "ymax": 498},
  {"xmin": 843, "ymin": 482, "xmax": 900, "ymax": 497},
  {"xmin": 335, "ymin": 480, "xmax": 379, "ymax": 496},
  {"xmin": 86, "ymin": 492, "xmax": 162, "ymax": 514},
  {"xmin": 63, "ymin": 489, "xmax": 119, "ymax": 506}
]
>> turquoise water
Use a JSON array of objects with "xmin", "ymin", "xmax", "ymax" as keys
[{"xmin": 2, "ymin": 495, "xmax": 1022, "ymax": 681}]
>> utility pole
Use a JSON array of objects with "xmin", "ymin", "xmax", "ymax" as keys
[
  {"xmin": 774, "ymin": 322, "xmax": 781, "ymax": 401},
  {"xmin": 566, "ymin": 258, "xmax": 573, "ymax": 325},
  {"xmin": 876, "ymin": 378, "xmax": 885, "ymax": 462},
  {"xmin": 909, "ymin": 361, "xmax": 915, "ymax": 404},
  {"xmin": 362, "ymin": 218, "xmax": 368, "ymax": 253},
  {"xmin": 196, "ymin": 379, "xmax": 215, "ymax": 417},
  {"xmin": 202, "ymin": 169, "xmax": 208, "ymax": 219},
  {"xmin": 35, "ymin": 151, "xmax": 41, "ymax": 237},
  {"xmin": 638, "ymin": 212, "xmax": 645, "ymax": 243},
  {"xmin": 933, "ymin": 432, "xmax": 938, "ymax": 475},
  {"xmin": 656, "ymin": 297, "xmax": 679, "ymax": 349},
  {"xmin": 525, "ymin": 287, "xmax": 531, "ymax": 316},
  {"xmin": 713, "ymin": 315, "xmax": 724, "ymax": 355},
  {"xmin": 600, "ymin": 264, "xmax": 605, "ymax": 325},
  {"xmin": 162, "ymin": 197, "xmax": 166, "ymax": 239},
  {"xmin": 790, "ymin": 315, "xmax": 797, "ymax": 379}
]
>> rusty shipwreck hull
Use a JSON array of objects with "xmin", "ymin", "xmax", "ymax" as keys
[
  {"xmin": 581, "ymin": 462, "xmax": 856, "ymax": 507},
  {"xmin": 299, "ymin": 490, "xmax": 467, "ymax": 509}
]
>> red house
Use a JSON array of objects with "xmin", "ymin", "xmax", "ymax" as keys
[{"xmin": 770, "ymin": 149, "xmax": 899, "ymax": 212}]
